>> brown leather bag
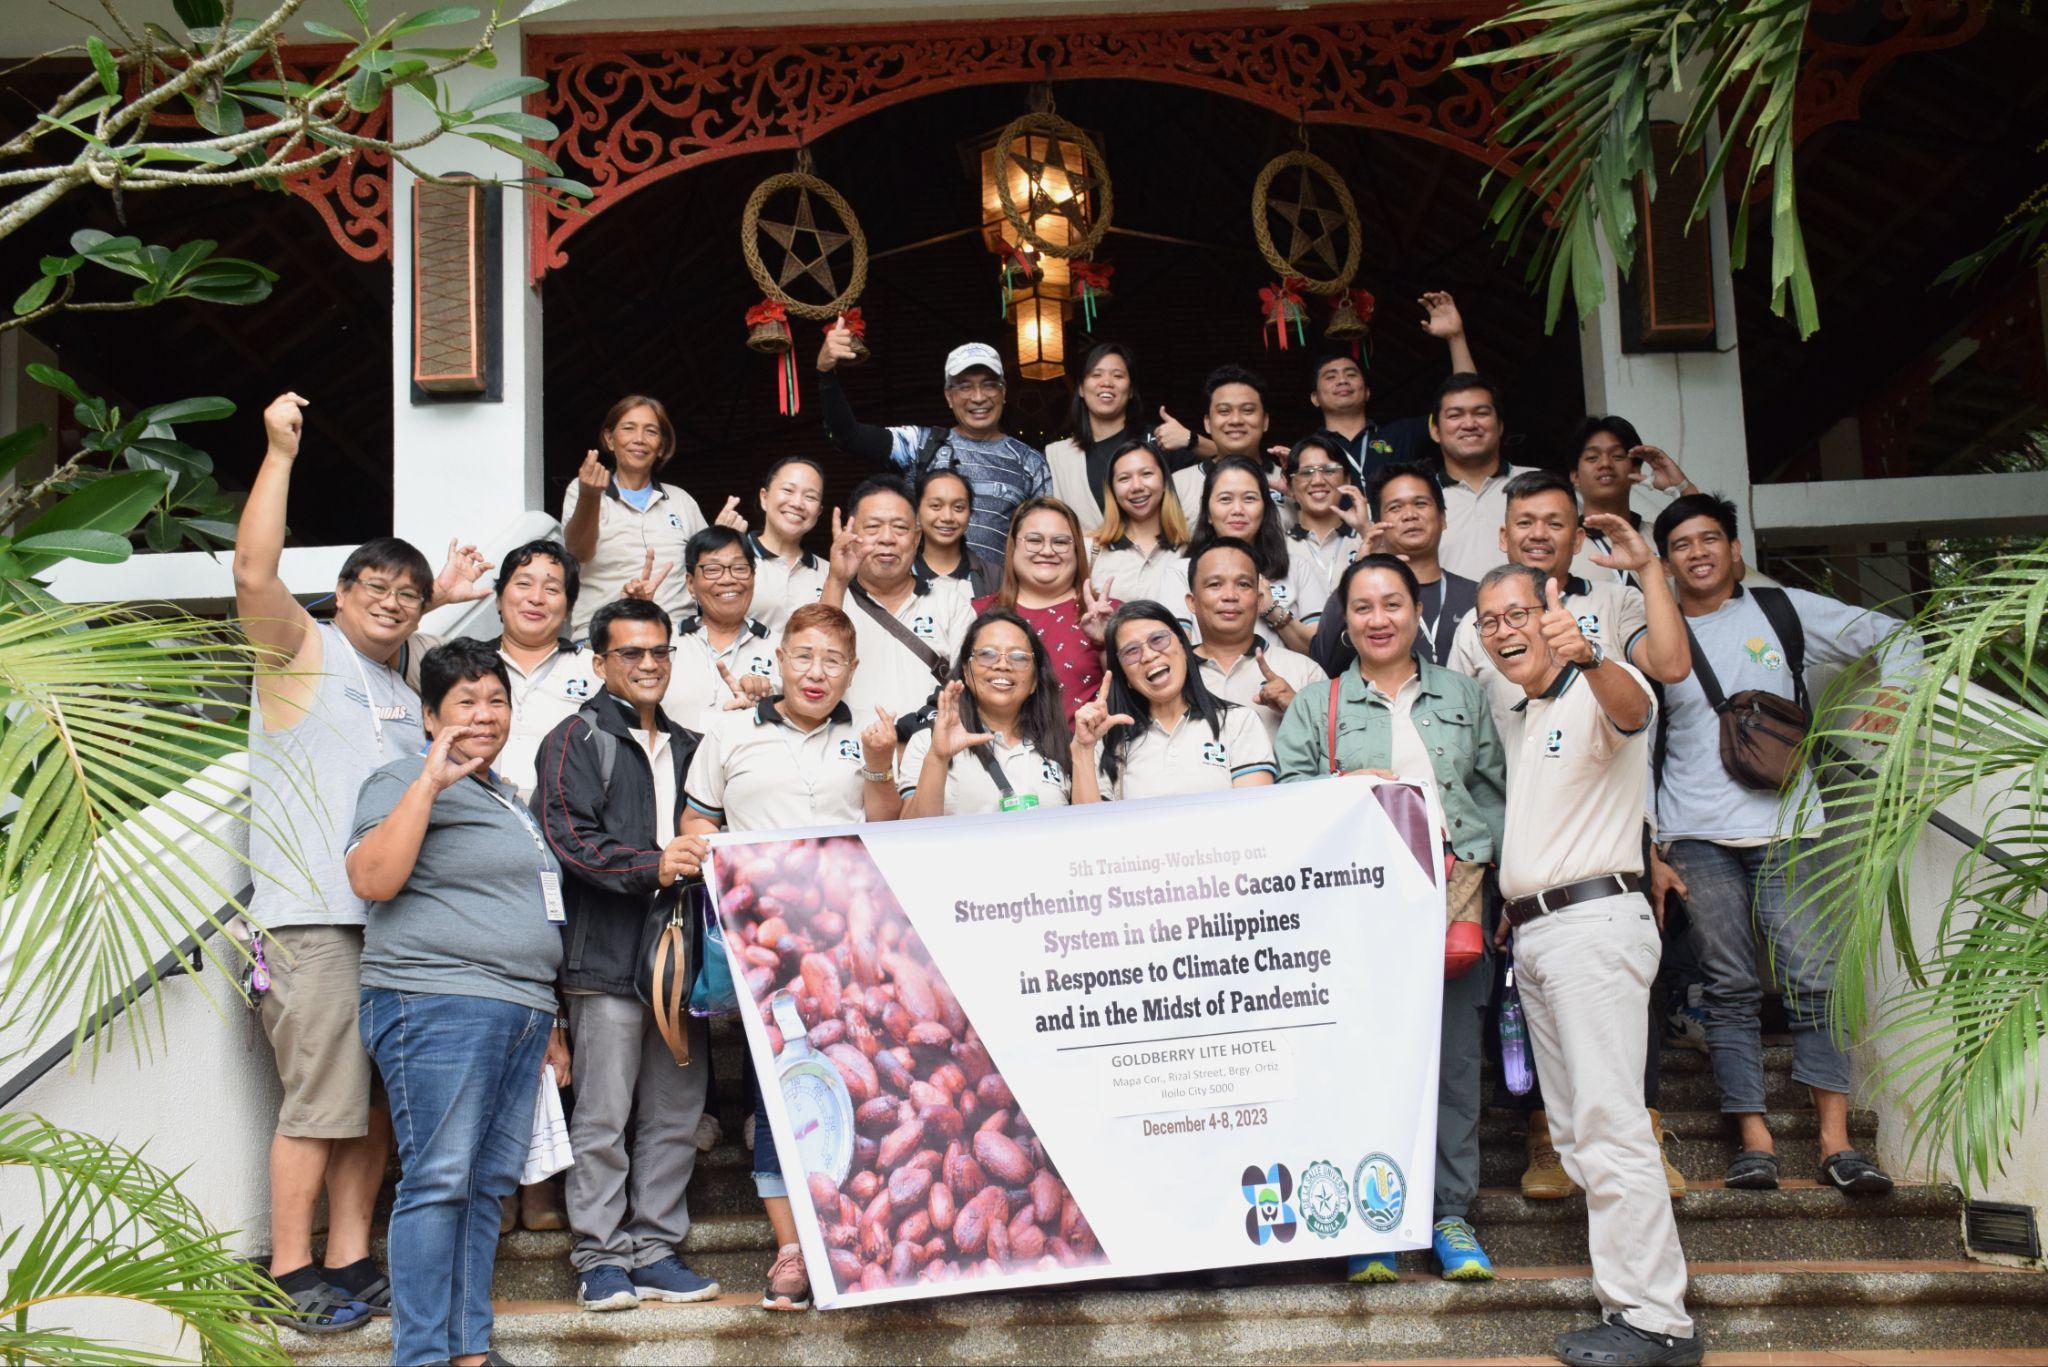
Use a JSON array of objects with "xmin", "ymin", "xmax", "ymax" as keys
[
  {"xmin": 1677, "ymin": 587, "xmax": 1811, "ymax": 791},
  {"xmin": 635, "ymin": 887, "xmax": 695, "ymax": 1066}
]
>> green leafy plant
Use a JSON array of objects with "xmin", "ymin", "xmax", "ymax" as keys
[
  {"xmin": 0, "ymin": 1113, "xmax": 287, "ymax": 1365},
  {"xmin": 1793, "ymin": 540, "xmax": 2048, "ymax": 1188},
  {"xmin": 9, "ymin": 228, "xmax": 275, "ymax": 332}
]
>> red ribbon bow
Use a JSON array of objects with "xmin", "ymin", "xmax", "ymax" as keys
[
  {"xmin": 745, "ymin": 298, "xmax": 789, "ymax": 327},
  {"xmin": 1259, "ymin": 277, "xmax": 1308, "ymax": 350},
  {"xmin": 1072, "ymin": 261, "xmax": 1114, "ymax": 292},
  {"xmin": 1344, "ymin": 288, "xmax": 1376, "ymax": 324},
  {"xmin": 837, "ymin": 307, "xmax": 867, "ymax": 338}
]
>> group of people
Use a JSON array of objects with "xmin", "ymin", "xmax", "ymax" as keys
[{"xmin": 232, "ymin": 287, "xmax": 1914, "ymax": 1367}]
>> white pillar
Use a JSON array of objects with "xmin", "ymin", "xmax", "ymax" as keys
[
  {"xmin": 1577, "ymin": 161, "xmax": 1751, "ymax": 531},
  {"xmin": 388, "ymin": 40, "xmax": 545, "ymax": 557}
]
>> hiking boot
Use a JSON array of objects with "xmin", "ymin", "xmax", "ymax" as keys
[
  {"xmin": 1649, "ymin": 1108, "xmax": 1687, "ymax": 1197},
  {"xmin": 1521, "ymin": 1110, "xmax": 1580, "ymax": 1199}
]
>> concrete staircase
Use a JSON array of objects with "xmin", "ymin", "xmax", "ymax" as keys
[{"xmin": 291, "ymin": 1025, "xmax": 2048, "ymax": 1364}]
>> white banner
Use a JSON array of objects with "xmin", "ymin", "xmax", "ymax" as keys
[{"xmin": 708, "ymin": 777, "xmax": 1446, "ymax": 1308}]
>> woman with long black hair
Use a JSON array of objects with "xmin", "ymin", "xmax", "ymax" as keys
[
  {"xmin": 1074, "ymin": 601, "xmax": 1275, "ymax": 800},
  {"xmin": 1045, "ymin": 343, "xmax": 1202, "ymax": 533},
  {"xmin": 1182, "ymin": 455, "xmax": 1329, "ymax": 655},
  {"xmin": 897, "ymin": 608, "xmax": 1094, "ymax": 816}
]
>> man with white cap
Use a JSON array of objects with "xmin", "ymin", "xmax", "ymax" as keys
[{"xmin": 817, "ymin": 322, "xmax": 1051, "ymax": 565}]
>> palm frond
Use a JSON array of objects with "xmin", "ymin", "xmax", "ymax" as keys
[
  {"xmin": 0, "ymin": 1113, "xmax": 286, "ymax": 1365},
  {"xmin": 1790, "ymin": 539, "xmax": 2048, "ymax": 1187},
  {"xmin": 1456, "ymin": 0, "xmax": 1819, "ymax": 337},
  {"xmin": 0, "ymin": 601, "xmax": 280, "ymax": 1062}
]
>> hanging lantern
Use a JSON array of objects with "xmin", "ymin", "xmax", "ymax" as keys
[
  {"xmin": 1258, "ymin": 277, "xmax": 1309, "ymax": 351},
  {"xmin": 744, "ymin": 298, "xmax": 799, "ymax": 416},
  {"xmin": 1071, "ymin": 260, "xmax": 1114, "ymax": 330},
  {"xmin": 1013, "ymin": 284, "xmax": 1066, "ymax": 382},
  {"xmin": 1326, "ymin": 288, "xmax": 1375, "ymax": 362},
  {"xmin": 978, "ymin": 128, "xmax": 1094, "ymax": 257},
  {"xmin": 835, "ymin": 307, "xmax": 870, "ymax": 367}
]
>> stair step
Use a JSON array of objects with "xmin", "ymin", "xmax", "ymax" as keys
[
  {"xmin": 282, "ymin": 1259, "xmax": 2048, "ymax": 1364},
  {"xmin": 1476, "ymin": 1109, "xmax": 1880, "ymax": 1187}
]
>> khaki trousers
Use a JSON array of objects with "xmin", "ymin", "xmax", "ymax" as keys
[{"xmin": 1515, "ymin": 891, "xmax": 1693, "ymax": 1337}]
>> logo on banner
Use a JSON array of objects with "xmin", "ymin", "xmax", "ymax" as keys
[
  {"xmin": 1353, "ymin": 1153, "xmax": 1406, "ymax": 1233},
  {"xmin": 1240, "ymin": 1163, "xmax": 1298, "ymax": 1245},
  {"xmin": 1299, "ymin": 1160, "xmax": 1350, "ymax": 1238}
]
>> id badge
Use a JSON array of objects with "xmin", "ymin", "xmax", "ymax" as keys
[
  {"xmin": 539, "ymin": 870, "xmax": 567, "ymax": 924},
  {"xmin": 998, "ymin": 792, "xmax": 1040, "ymax": 813}
]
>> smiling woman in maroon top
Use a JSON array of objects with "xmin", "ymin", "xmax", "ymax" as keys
[{"xmin": 973, "ymin": 497, "xmax": 1117, "ymax": 722}]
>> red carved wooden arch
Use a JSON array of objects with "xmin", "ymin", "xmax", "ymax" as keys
[{"xmin": 522, "ymin": 5, "xmax": 1535, "ymax": 282}]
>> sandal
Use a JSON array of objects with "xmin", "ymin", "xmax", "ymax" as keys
[
  {"xmin": 274, "ymin": 1280, "xmax": 373, "ymax": 1335},
  {"xmin": 1723, "ymin": 1149, "xmax": 1780, "ymax": 1190},
  {"xmin": 1821, "ymin": 1148, "xmax": 1894, "ymax": 1195},
  {"xmin": 1555, "ymin": 1314, "xmax": 1704, "ymax": 1366}
]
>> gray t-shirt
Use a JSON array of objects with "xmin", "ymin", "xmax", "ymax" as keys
[
  {"xmin": 883, "ymin": 425, "xmax": 1051, "ymax": 565},
  {"xmin": 1656, "ymin": 586, "xmax": 1916, "ymax": 842},
  {"xmin": 349, "ymin": 754, "xmax": 563, "ymax": 1014}
]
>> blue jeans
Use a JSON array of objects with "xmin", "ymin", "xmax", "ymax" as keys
[
  {"xmin": 361, "ymin": 988, "xmax": 550, "ymax": 1366},
  {"xmin": 1667, "ymin": 838, "xmax": 1851, "ymax": 1111},
  {"xmin": 751, "ymin": 1072, "xmax": 787, "ymax": 1198}
]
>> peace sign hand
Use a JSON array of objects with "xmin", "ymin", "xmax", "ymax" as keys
[
  {"xmin": 713, "ymin": 496, "xmax": 749, "ymax": 533},
  {"xmin": 622, "ymin": 550, "xmax": 673, "ymax": 602},
  {"xmin": 418, "ymin": 725, "xmax": 486, "ymax": 793},
  {"xmin": 1538, "ymin": 577, "xmax": 1595, "ymax": 665},
  {"xmin": 930, "ymin": 680, "xmax": 996, "ymax": 762},
  {"xmin": 1253, "ymin": 650, "xmax": 1297, "ymax": 712},
  {"xmin": 826, "ymin": 506, "xmax": 867, "ymax": 584},
  {"xmin": 1077, "ymin": 578, "xmax": 1114, "ymax": 644}
]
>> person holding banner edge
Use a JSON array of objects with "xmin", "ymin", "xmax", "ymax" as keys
[
  {"xmin": 1477, "ymin": 564, "xmax": 1700, "ymax": 1367},
  {"xmin": 1273, "ymin": 554, "xmax": 1507, "ymax": 1285},
  {"xmin": 681, "ymin": 602, "xmax": 892, "ymax": 1312}
]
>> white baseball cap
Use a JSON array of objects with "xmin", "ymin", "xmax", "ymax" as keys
[{"xmin": 943, "ymin": 342, "xmax": 1004, "ymax": 385}]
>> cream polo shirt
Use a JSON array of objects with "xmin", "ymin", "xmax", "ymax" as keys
[
  {"xmin": 1495, "ymin": 660, "xmax": 1655, "ymax": 900},
  {"xmin": 661, "ymin": 616, "xmax": 780, "ymax": 732},
  {"xmin": 1167, "ymin": 540, "xmax": 1331, "ymax": 645},
  {"xmin": 1437, "ymin": 461, "xmax": 1536, "ymax": 583},
  {"xmin": 894, "ymin": 727, "xmax": 1072, "ymax": 813},
  {"xmin": 1287, "ymin": 522, "xmax": 1359, "ymax": 598},
  {"xmin": 1101, "ymin": 703, "xmax": 1276, "ymax": 801},
  {"xmin": 407, "ymin": 633, "xmax": 600, "ymax": 803},
  {"xmin": 1446, "ymin": 575, "xmax": 1649, "ymax": 732},
  {"xmin": 748, "ymin": 534, "xmax": 826, "ymax": 632},
  {"xmin": 1089, "ymin": 538, "xmax": 1187, "ymax": 621},
  {"xmin": 563, "ymin": 478, "xmax": 707, "ymax": 638},
  {"xmin": 839, "ymin": 576, "xmax": 976, "ymax": 724},
  {"xmin": 684, "ymin": 698, "xmax": 867, "ymax": 833},
  {"xmin": 1194, "ymin": 641, "xmax": 1327, "ymax": 741}
]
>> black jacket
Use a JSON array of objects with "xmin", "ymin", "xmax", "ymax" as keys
[
  {"xmin": 531, "ymin": 694, "xmax": 701, "ymax": 997},
  {"xmin": 1309, "ymin": 568, "xmax": 1478, "ymax": 674}
]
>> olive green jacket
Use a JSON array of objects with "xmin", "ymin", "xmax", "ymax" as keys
[{"xmin": 1274, "ymin": 657, "xmax": 1507, "ymax": 865}]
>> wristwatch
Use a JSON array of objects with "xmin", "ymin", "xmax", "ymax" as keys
[
  {"xmin": 858, "ymin": 765, "xmax": 892, "ymax": 783},
  {"xmin": 1263, "ymin": 605, "xmax": 1294, "ymax": 630},
  {"xmin": 1583, "ymin": 641, "xmax": 1606, "ymax": 669}
]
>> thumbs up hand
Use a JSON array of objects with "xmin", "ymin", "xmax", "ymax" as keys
[
  {"xmin": 1538, "ymin": 577, "xmax": 1595, "ymax": 665},
  {"xmin": 1154, "ymin": 407, "xmax": 1191, "ymax": 451},
  {"xmin": 1253, "ymin": 650, "xmax": 1297, "ymax": 712},
  {"xmin": 817, "ymin": 316, "xmax": 857, "ymax": 372}
]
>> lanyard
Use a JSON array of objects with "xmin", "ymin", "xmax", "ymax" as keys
[
  {"xmin": 471, "ymin": 775, "xmax": 550, "ymax": 861},
  {"xmin": 1415, "ymin": 580, "xmax": 1446, "ymax": 657},
  {"xmin": 345, "ymin": 638, "xmax": 394, "ymax": 757}
]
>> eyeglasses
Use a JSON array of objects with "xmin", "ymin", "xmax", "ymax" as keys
[
  {"xmin": 1293, "ymin": 463, "xmax": 1346, "ymax": 479},
  {"xmin": 1020, "ymin": 533, "xmax": 1075, "ymax": 553},
  {"xmin": 351, "ymin": 578, "xmax": 426, "ymax": 610},
  {"xmin": 785, "ymin": 651, "xmax": 851, "ymax": 678},
  {"xmin": 1476, "ymin": 606, "xmax": 1538, "ymax": 637},
  {"xmin": 692, "ymin": 562, "xmax": 754, "ymax": 581},
  {"xmin": 1115, "ymin": 629, "xmax": 1178, "ymax": 666},
  {"xmin": 970, "ymin": 647, "xmax": 1034, "ymax": 669},
  {"xmin": 605, "ymin": 645, "xmax": 675, "ymax": 663}
]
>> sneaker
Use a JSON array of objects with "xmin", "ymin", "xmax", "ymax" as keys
[
  {"xmin": 631, "ymin": 1255, "xmax": 720, "ymax": 1303},
  {"xmin": 1555, "ymin": 1313, "xmax": 1703, "ymax": 1366},
  {"xmin": 1431, "ymin": 1217, "xmax": 1494, "ymax": 1281},
  {"xmin": 576, "ymin": 1265, "xmax": 639, "ymax": 1313},
  {"xmin": 1649, "ymin": 1107, "xmax": 1687, "ymax": 1197},
  {"xmin": 761, "ymin": 1242, "xmax": 811, "ymax": 1311},
  {"xmin": 694, "ymin": 1112, "xmax": 723, "ymax": 1153},
  {"xmin": 1665, "ymin": 985, "xmax": 1708, "ymax": 1053},
  {"xmin": 1345, "ymin": 1252, "xmax": 1398, "ymax": 1284}
]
